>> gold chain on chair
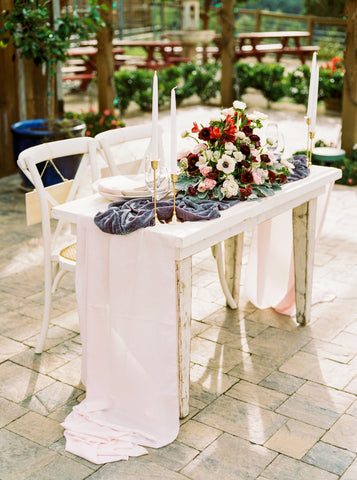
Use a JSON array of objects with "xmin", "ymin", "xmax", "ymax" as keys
[{"xmin": 59, "ymin": 243, "xmax": 77, "ymax": 262}]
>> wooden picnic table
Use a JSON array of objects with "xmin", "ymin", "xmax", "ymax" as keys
[
  {"xmin": 235, "ymin": 31, "xmax": 319, "ymax": 63},
  {"xmin": 80, "ymin": 39, "xmax": 189, "ymax": 69},
  {"xmin": 63, "ymin": 46, "xmax": 125, "ymax": 90}
]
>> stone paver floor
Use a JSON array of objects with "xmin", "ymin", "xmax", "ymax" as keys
[{"xmin": 0, "ymin": 101, "xmax": 356, "ymax": 479}]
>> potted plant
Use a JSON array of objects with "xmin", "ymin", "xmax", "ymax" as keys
[{"xmin": 0, "ymin": 0, "xmax": 104, "ymax": 186}]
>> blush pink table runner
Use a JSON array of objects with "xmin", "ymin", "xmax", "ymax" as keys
[{"xmin": 62, "ymin": 215, "xmax": 179, "ymax": 464}]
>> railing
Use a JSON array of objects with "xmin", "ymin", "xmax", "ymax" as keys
[{"xmin": 235, "ymin": 9, "xmax": 346, "ymax": 53}]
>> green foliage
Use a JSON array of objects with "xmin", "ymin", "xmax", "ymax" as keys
[
  {"xmin": 236, "ymin": 62, "xmax": 254, "ymax": 96},
  {"xmin": 186, "ymin": 61, "xmax": 220, "ymax": 103},
  {"xmin": 249, "ymin": 63, "xmax": 286, "ymax": 106},
  {"xmin": 239, "ymin": 0, "xmax": 304, "ymax": 14},
  {"xmin": 65, "ymin": 109, "xmax": 125, "ymax": 137},
  {"xmin": 286, "ymin": 65, "xmax": 310, "ymax": 105},
  {"xmin": 338, "ymin": 155, "xmax": 357, "ymax": 186},
  {"xmin": 303, "ymin": 0, "xmax": 345, "ymax": 18},
  {"xmin": 0, "ymin": 0, "xmax": 104, "ymax": 73}
]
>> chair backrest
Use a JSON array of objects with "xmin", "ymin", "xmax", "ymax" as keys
[
  {"xmin": 95, "ymin": 123, "xmax": 165, "ymax": 176},
  {"xmin": 17, "ymin": 136, "xmax": 100, "ymax": 257}
]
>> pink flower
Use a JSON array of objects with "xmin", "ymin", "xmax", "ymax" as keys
[
  {"xmin": 103, "ymin": 109, "xmax": 111, "ymax": 116},
  {"xmin": 99, "ymin": 116, "xmax": 104, "ymax": 126},
  {"xmin": 204, "ymin": 178, "xmax": 216, "ymax": 190},
  {"xmin": 85, "ymin": 131, "xmax": 91, "ymax": 136},
  {"xmin": 111, "ymin": 119, "xmax": 116, "ymax": 125},
  {"xmin": 192, "ymin": 143, "xmax": 207, "ymax": 154},
  {"xmin": 90, "ymin": 107, "xmax": 96, "ymax": 113},
  {"xmin": 199, "ymin": 165, "xmax": 212, "ymax": 177},
  {"xmin": 252, "ymin": 170, "xmax": 263, "ymax": 185}
]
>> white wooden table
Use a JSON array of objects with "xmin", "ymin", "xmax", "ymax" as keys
[{"xmin": 52, "ymin": 165, "xmax": 341, "ymax": 418}]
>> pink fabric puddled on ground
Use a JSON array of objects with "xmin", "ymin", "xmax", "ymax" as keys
[{"xmin": 62, "ymin": 216, "xmax": 179, "ymax": 464}]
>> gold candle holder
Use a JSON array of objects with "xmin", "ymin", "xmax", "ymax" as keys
[
  {"xmin": 305, "ymin": 116, "xmax": 311, "ymax": 161},
  {"xmin": 171, "ymin": 173, "xmax": 178, "ymax": 224},
  {"xmin": 308, "ymin": 131, "xmax": 315, "ymax": 167},
  {"xmin": 151, "ymin": 160, "xmax": 160, "ymax": 225}
]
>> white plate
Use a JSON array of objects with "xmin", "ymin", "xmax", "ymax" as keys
[{"xmin": 93, "ymin": 175, "xmax": 151, "ymax": 201}]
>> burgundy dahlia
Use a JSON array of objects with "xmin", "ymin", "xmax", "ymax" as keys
[
  {"xmin": 241, "ymin": 170, "xmax": 254, "ymax": 184},
  {"xmin": 240, "ymin": 144, "xmax": 251, "ymax": 156},
  {"xmin": 187, "ymin": 185, "xmax": 197, "ymax": 196},
  {"xmin": 198, "ymin": 127, "xmax": 211, "ymax": 141},
  {"xmin": 268, "ymin": 170, "xmax": 277, "ymax": 183}
]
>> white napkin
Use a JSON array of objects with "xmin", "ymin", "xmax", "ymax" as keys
[{"xmin": 95, "ymin": 175, "xmax": 147, "ymax": 197}]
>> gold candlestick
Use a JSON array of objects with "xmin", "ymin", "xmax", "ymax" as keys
[
  {"xmin": 171, "ymin": 173, "xmax": 178, "ymax": 224},
  {"xmin": 305, "ymin": 116, "xmax": 311, "ymax": 161},
  {"xmin": 308, "ymin": 131, "xmax": 315, "ymax": 167},
  {"xmin": 151, "ymin": 160, "xmax": 160, "ymax": 225}
]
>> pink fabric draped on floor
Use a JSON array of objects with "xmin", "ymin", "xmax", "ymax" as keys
[
  {"xmin": 61, "ymin": 215, "xmax": 179, "ymax": 464},
  {"xmin": 245, "ymin": 183, "xmax": 334, "ymax": 315}
]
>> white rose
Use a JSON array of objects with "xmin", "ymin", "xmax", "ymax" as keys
[
  {"xmin": 221, "ymin": 178, "xmax": 239, "ymax": 198},
  {"xmin": 224, "ymin": 142, "xmax": 235, "ymax": 152},
  {"xmin": 233, "ymin": 100, "xmax": 246, "ymax": 111},
  {"xmin": 236, "ymin": 131, "xmax": 246, "ymax": 140},
  {"xmin": 233, "ymin": 151, "xmax": 244, "ymax": 162}
]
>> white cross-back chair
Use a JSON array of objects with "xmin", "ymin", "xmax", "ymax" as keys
[
  {"xmin": 17, "ymin": 137, "xmax": 100, "ymax": 354},
  {"xmin": 95, "ymin": 123, "xmax": 165, "ymax": 176}
]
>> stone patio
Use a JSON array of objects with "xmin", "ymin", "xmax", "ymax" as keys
[{"xmin": 0, "ymin": 99, "xmax": 356, "ymax": 479}]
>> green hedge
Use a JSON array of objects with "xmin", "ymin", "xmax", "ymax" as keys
[{"xmin": 113, "ymin": 60, "xmax": 343, "ymax": 116}]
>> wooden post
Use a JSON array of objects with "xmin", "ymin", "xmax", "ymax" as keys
[
  {"xmin": 0, "ymin": 0, "xmax": 18, "ymax": 176},
  {"xmin": 97, "ymin": 0, "xmax": 115, "ymax": 113},
  {"xmin": 255, "ymin": 9, "xmax": 261, "ymax": 32},
  {"xmin": 220, "ymin": 0, "xmax": 235, "ymax": 107},
  {"xmin": 341, "ymin": 0, "xmax": 357, "ymax": 156},
  {"xmin": 24, "ymin": 60, "xmax": 48, "ymax": 120}
]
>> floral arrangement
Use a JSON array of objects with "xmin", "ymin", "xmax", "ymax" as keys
[
  {"xmin": 65, "ymin": 109, "xmax": 125, "ymax": 137},
  {"xmin": 176, "ymin": 101, "xmax": 293, "ymax": 201}
]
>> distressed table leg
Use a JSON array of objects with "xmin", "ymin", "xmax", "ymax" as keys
[
  {"xmin": 224, "ymin": 233, "xmax": 244, "ymax": 308},
  {"xmin": 176, "ymin": 256, "xmax": 192, "ymax": 418},
  {"xmin": 292, "ymin": 199, "xmax": 317, "ymax": 325}
]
